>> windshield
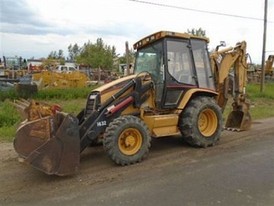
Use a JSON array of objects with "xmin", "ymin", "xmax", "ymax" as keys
[
  {"xmin": 134, "ymin": 41, "xmax": 163, "ymax": 82},
  {"xmin": 191, "ymin": 39, "xmax": 215, "ymax": 89}
]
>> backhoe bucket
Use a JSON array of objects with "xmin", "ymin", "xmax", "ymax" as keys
[
  {"xmin": 225, "ymin": 110, "xmax": 252, "ymax": 131},
  {"xmin": 14, "ymin": 112, "xmax": 80, "ymax": 176}
]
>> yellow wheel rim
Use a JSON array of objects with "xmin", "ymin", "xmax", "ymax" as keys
[
  {"xmin": 118, "ymin": 128, "xmax": 142, "ymax": 155},
  {"xmin": 198, "ymin": 109, "xmax": 218, "ymax": 137}
]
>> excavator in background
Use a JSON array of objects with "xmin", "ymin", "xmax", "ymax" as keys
[
  {"xmin": 13, "ymin": 31, "xmax": 252, "ymax": 176},
  {"xmin": 247, "ymin": 54, "xmax": 274, "ymax": 82},
  {"xmin": 265, "ymin": 55, "xmax": 274, "ymax": 77}
]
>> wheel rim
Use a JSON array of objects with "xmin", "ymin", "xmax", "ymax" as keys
[
  {"xmin": 198, "ymin": 108, "xmax": 218, "ymax": 137},
  {"xmin": 118, "ymin": 128, "xmax": 142, "ymax": 155}
]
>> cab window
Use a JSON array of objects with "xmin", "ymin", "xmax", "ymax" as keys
[
  {"xmin": 191, "ymin": 39, "xmax": 215, "ymax": 89},
  {"xmin": 167, "ymin": 40, "xmax": 195, "ymax": 85},
  {"xmin": 135, "ymin": 41, "xmax": 163, "ymax": 84}
]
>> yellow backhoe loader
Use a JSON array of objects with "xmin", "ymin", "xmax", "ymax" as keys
[
  {"xmin": 13, "ymin": 31, "xmax": 252, "ymax": 176},
  {"xmin": 265, "ymin": 55, "xmax": 274, "ymax": 77}
]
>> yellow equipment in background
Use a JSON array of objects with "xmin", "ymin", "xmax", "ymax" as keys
[
  {"xmin": 265, "ymin": 55, "xmax": 274, "ymax": 77},
  {"xmin": 32, "ymin": 70, "xmax": 91, "ymax": 89}
]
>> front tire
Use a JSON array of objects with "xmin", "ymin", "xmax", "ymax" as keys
[
  {"xmin": 103, "ymin": 115, "xmax": 151, "ymax": 166},
  {"xmin": 179, "ymin": 96, "xmax": 223, "ymax": 147}
]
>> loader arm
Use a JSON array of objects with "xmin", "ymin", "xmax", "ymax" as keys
[
  {"xmin": 210, "ymin": 41, "xmax": 251, "ymax": 130},
  {"xmin": 78, "ymin": 75, "xmax": 152, "ymax": 152}
]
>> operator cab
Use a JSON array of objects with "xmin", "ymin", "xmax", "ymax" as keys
[{"xmin": 134, "ymin": 31, "xmax": 215, "ymax": 109}]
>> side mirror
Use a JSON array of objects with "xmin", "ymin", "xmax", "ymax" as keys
[
  {"xmin": 215, "ymin": 41, "xmax": 226, "ymax": 51},
  {"xmin": 220, "ymin": 41, "xmax": 226, "ymax": 47}
]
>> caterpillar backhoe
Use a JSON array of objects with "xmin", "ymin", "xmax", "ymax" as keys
[{"xmin": 13, "ymin": 31, "xmax": 252, "ymax": 176}]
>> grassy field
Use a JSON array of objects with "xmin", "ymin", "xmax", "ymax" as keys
[
  {"xmin": 245, "ymin": 83, "xmax": 274, "ymax": 119},
  {"xmin": 1, "ymin": 83, "xmax": 274, "ymax": 142}
]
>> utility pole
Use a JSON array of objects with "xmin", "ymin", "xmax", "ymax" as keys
[
  {"xmin": 125, "ymin": 41, "xmax": 130, "ymax": 76},
  {"xmin": 260, "ymin": 0, "xmax": 268, "ymax": 92}
]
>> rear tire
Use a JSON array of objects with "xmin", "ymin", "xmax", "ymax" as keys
[
  {"xmin": 103, "ymin": 115, "xmax": 151, "ymax": 166},
  {"xmin": 179, "ymin": 96, "xmax": 223, "ymax": 147}
]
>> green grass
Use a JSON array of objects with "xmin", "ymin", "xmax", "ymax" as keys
[
  {"xmin": 0, "ymin": 89, "xmax": 18, "ymax": 101},
  {"xmin": 247, "ymin": 83, "xmax": 274, "ymax": 100},
  {"xmin": 0, "ymin": 125, "xmax": 17, "ymax": 142},
  {"xmin": 223, "ymin": 83, "xmax": 274, "ymax": 120},
  {"xmin": 0, "ymin": 86, "xmax": 96, "ymax": 101},
  {"xmin": 0, "ymin": 100, "xmax": 21, "ymax": 140},
  {"xmin": 224, "ymin": 83, "xmax": 274, "ymax": 118},
  {"xmin": 247, "ymin": 83, "xmax": 274, "ymax": 119},
  {"xmin": 1, "ymin": 83, "xmax": 274, "ymax": 142},
  {"xmin": 35, "ymin": 87, "xmax": 94, "ymax": 100}
]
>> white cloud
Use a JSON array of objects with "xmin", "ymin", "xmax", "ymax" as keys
[{"xmin": 0, "ymin": 0, "xmax": 273, "ymax": 63}]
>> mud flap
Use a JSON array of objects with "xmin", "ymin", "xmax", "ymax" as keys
[
  {"xmin": 225, "ymin": 110, "xmax": 252, "ymax": 131},
  {"xmin": 14, "ymin": 113, "xmax": 80, "ymax": 176}
]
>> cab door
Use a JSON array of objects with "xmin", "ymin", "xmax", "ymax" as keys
[{"xmin": 161, "ymin": 39, "xmax": 197, "ymax": 108}]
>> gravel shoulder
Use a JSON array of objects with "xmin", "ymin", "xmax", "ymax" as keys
[{"xmin": 0, "ymin": 117, "xmax": 274, "ymax": 205}]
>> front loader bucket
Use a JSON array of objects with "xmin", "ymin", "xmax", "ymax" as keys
[
  {"xmin": 14, "ymin": 112, "xmax": 80, "ymax": 176},
  {"xmin": 225, "ymin": 110, "xmax": 252, "ymax": 131}
]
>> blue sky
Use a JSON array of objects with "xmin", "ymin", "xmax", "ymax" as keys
[{"xmin": 0, "ymin": 0, "xmax": 273, "ymax": 63}]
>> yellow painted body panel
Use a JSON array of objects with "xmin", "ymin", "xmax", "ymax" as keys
[
  {"xmin": 177, "ymin": 89, "xmax": 218, "ymax": 109},
  {"xmin": 95, "ymin": 74, "xmax": 136, "ymax": 93},
  {"xmin": 142, "ymin": 114, "xmax": 180, "ymax": 137},
  {"xmin": 95, "ymin": 75, "xmax": 136, "ymax": 103}
]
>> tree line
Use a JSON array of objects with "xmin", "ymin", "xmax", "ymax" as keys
[{"xmin": 45, "ymin": 38, "xmax": 134, "ymax": 72}]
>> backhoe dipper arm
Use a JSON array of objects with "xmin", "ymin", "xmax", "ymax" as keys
[
  {"xmin": 211, "ymin": 41, "xmax": 247, "ymax": 110},
  {"xmin": 210, "ymin": 41, "xmax": 251, "ymax": 131}
]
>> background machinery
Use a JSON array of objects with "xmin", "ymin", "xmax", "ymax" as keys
[
  {"xmin": 247, "ymin": 54, "xmax": 274, "ymax": 82},
  {"xmin": 14, "ymin": 31, "xmax": 252, "ymax": 176},
  {"xmin": 265, "ymin": 55, "xmax": 274, "ymax": 77}
]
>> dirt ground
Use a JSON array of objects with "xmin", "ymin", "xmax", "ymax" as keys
[{"xmin": 0, "ymin": 117, "xmax": 274, "ymax": 205}]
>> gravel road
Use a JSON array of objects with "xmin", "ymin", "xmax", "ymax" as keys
[{"xmin": 1, "ymin": 118, "xmax": 274, "ymax": 206}]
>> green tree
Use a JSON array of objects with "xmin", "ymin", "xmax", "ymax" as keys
[
  {"xmin": 42, "ymin": 58, "xmax": 59, "ymax": 69},
  {"xmin": 187, "ymin": 28, "xmax": 206, "ymax": 37},
  {"xmin": 68, "ymin": 43, "xmax": 80, "ymax": 61},
  {"xmin": 48, "ymin": 50, "xmax": 64, "ymax": 59},
  {"xmin": 58, "ymin": 49, "xmax": 64, "ymax": 59},
  {"xmin": 76, "ymin": 38, "xmax": 116, "ymax": 70},
  {"xmin": 47, "ymin": 49, "xmax": 65, "ymax": 66},
  {"xmin": 48, "ymin": 51, "xmax": 58, "ymax": 59}
]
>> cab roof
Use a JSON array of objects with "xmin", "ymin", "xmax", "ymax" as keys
[{"xmin": 133, "ymin": 31, "xmax": 209, "ymax": 50}]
